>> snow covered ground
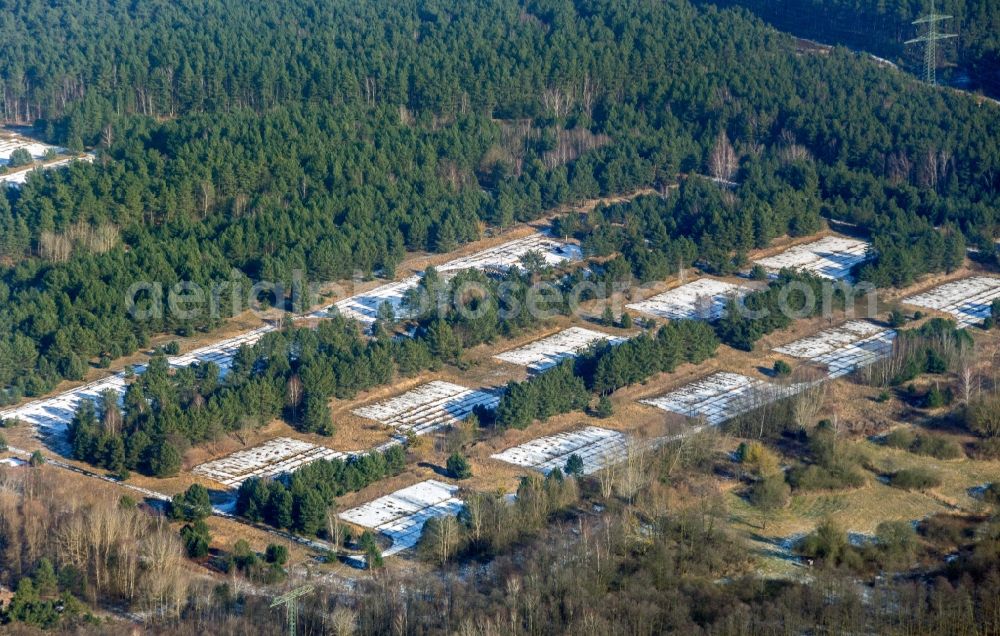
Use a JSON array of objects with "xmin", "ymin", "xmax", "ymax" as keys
[
  {"xmin": 774, "ymin": 321, "xmax": 897, "ymax": 379},
  {"xmin": 192, "ymin": 437, "xmax": 347, "ymax": 488},
  {"xmin": 495, "ymin": 327, "xmax": 625, "ymax": 372},
  {"xmin": 316, "ymin": 234, "xmax": 581, "ymax": 327},
  {"xmin": 339, "ymin": 479, "xmax": 464, "ymax": 557},
  {"xmin": 902, "ymin": 277, "xmax": 1000, "ymax": 328},
  {"xmin": 626, "ymin": 278, "xmax": 755, "ymax": 321},
  {"xmin": 753, "ymin": 236, "xmax": 871, "ymax": 280},
  {"xmin": 0, "ymin": 326, "xmax": 276, "ymax": 438},
  {"xmin": 491, "ymin": 426, "xmax": 627, "ymax": 475},
  {"xmin": 641, "ymin": 372, "xmax": 806, "ymax": 426},
  {"xmin": 352, "ymin": 381, "xmax": 501, "ymax": 437}
]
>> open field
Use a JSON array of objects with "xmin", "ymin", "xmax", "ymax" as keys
[
  {"xmin": 0, "ymin": 129, "xmax": 95, "ymax": 188},
  {"xmin": 0, "ymin": 133, "xmax": 57, "ymax": 164},
  {"xmin": 6, "ymin": 220, "xmax": 999, "ymax": 569},
  {"xmin": 192, "ymin": 437, "xmax": 346, "ymax": 489},
  {"xmin": 165, "ymin": 326, "xmax": 276, "ymax": 375},
  {"xmin": 317, "ymin": 233, "xmax": 582, "ymax": 327},
  {"xmin": 0, "ymin": 372, "xmax": 130, "ymax": 438},
  {"xmin": 494, "ymin": 327, "xmax": 625, "ymax": 372},
  {"xmin": 774, "ymin": 320, "xmax": 897, "ymax": 378},
  {"xmin": 901, "ymin": 276, "xmax": 1000, "ymax": 328},
  {"xmin": 339, "ymin": 479, "xmax": 464, "ymax": 557},
  {"xmin": 729, "ymin": 436, "xmax": 1000, "ymax": 542},
  {"xmin": 352, "ymin": 380, "xmax": 501, "ymax": 437},
  {"xmin": 640, "ymin": 371, "xmax": 804, "ymax": 426},
  {"xmin": 0, "ymin": 325, "xmax": 277, "ymax": 440},
  {"xmin": 752, "ymin": 236, "xmax": 871, "ymax": 280},
  {"xmin": 626, "ymin": 277, "xmax": 757, "ymax": 321},
  {"xmin": 491, "ymin": 426, "xmax": 628, "ymax": 475}
]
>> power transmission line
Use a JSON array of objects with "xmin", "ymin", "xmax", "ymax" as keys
[
  {"xmin": 270, "ymin": 585, "xmax": 314, "ymax": 636},
  {"xmin": 905, "ymin": 0, "xmax": 957, "ymax": 85}
]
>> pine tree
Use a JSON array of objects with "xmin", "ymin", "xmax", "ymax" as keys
[
  {"xmin": 447, "ymin": 452, "xmax": 472, "ymax": 479},
  {"xmin": 564, "ymin": 453, "xmax": 585, "ymax": 476},
  {"xmin": 602, "ymin": 304, "xmax": 616, "ymax": 327}
]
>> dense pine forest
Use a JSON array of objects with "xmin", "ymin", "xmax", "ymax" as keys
[
  {"xmin": 693, "ymin": 0, "xmax": 1000, "ymax": 95},
  {"xmin": 1, "ymin": 1, "xmax": 1000, "ymax": 634},
  {"xmin": 0, "ymin": 0, "xmax": 998, "ymax": 401}
]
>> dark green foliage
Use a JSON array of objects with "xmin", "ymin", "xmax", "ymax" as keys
[
  {"xmin": 447, "ymin": 452, "xmax": 472, "ymax": 480},
  {"xmin": 148, "ymin": 443, "xmax": 182, "ymax": 478},
  {"xmin": 28, "ymin": 451, "xmax": 44, "ymax": 467},
  {"xmin": 181, "ymin": 520, "xmax": 212, "ymax": 558},
  {"xmin": 594, "ymin": 395, "xmax": 614, "ymax": 418},
  {"xmin": 578, "ymin": 179, "xmax": 819, "ymax": 283},
  {"xmin": 2, "ymin": 578, "xmax": 81, "ymax": 629},
  {"xmin": 0, "ymin": 0, "xmax": 996, "ymax": 402},
  {"xmin": 796, "ymin": 518, "xmax": 862, "ymax": 570},
  {"xmin": 579, "ymin": 320, "xmax": 719, "ymax": 395},
  {"xmin": 715, "ymin": 273, "xmax": 846, "ymax": 351},
  {"xmin": 495, "ymin": 321, "xmax": 717, "ymax": 430},
  {"xmin": 495, "ymin": 361, "xmax": 590, "ymax": 430},
  {"xmin": 888, "ymin": 308, "xmax": 908, "ymax": 328},
  {"xmin": 602, "ymin": 305, "xmax": 615, "ymax": 327},
  {"xmin": 66, "ymin": 318, "xmax": 430, "ymax": 475},
  {"xmin": 697, "ymin": 0, "xmax": 1000, "ymax": 97},
  {"xmin": 264, "ymin": 544, "xmax": 288, "ymax": 566},
  {"xmin": 169, "ymin": 484, "xmax": 213, "ymax": 521},
  {"xmin": 225, "ymin": 539, "xmax": 284, "ymax": 584},
  {"xmin": 773, "ymin": 360, "xmax": 792, "ymax": 377},
  {"xmin": 874, "ymin": 319, "xmax": 973, "ymax": 386},
  {"xmin": 564, "ymin": 453, "xmax": 584, "ymax": 476},
  {"xmin": 360, "ymin": 531, "xmax": 383, "ymax": 569},
  {"xmin": 7, "ymin": 148, "xmax": 33, "ymax": 168},
  {"xmin": 235, "ymin": 444, "xmax": 406, "ymax": 533}
]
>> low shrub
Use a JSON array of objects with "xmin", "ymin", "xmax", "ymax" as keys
[
  {"xmin": 889, "ymin": 467, "xmax": 941, "ymax": 491},
  {"xmin": 884, "ymin": 429, "xmax": 963, "ymax": 460},
  {"xmin": 911, "ymin": 435, "xmax": 963, "ymax": 460},
  {"xmin": 787, "ymin": 464, "xmax": 866, "ymax": 491},
  {"xmin": 883, "ymin": 429, "xmax": 916, "ymax": 450}
]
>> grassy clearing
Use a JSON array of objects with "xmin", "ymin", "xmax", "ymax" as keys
[{"xmin": 724, "ymin": 433, "xmax": 1000, "ymax": 575}]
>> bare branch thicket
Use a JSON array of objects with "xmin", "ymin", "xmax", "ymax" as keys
[
  {"xmin": 708, "ymin": 131, "xmax": 739, "ymax": 182},
  {"xmin": 461, "ymin": 490, "xmax": 485, "ymax": 543},
  {"xmin": 792, "ymin": 373, "xmax": 829, "ymax": 430},
  {"xmin": 859, "ymin": 335, "xmax": 920, "ymax": 387},
  {"xmin": 597, "ymin": 463, "xmax": 616, "ymax": 500},
  {"xmin": 957, "ymin": 343, "xmax": 982, "ymax": 404},
  {"xmin": 731, "ymin": 381, "xmax": 792, "ymax": 440},
  {"xmin": 614, "ymin": 440, "xmax": 650, "ymax": 504}
]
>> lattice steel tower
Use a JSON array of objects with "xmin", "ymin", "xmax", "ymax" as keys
[
  {"xmin": 270, "ymin": 585, "xmax": 314, "ymax": 636},
  {"xmin": 905, "ymin": 0, "xmax": 957, "ymax": 85}
]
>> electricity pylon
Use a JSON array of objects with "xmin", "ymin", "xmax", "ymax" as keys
[
  {"xmin": 905, "ymin": 0, "xmax": 957, "ymax": 85},
  {"xmin": 270, "ymin": 585, "xmax": 314, "ymax": 636}
]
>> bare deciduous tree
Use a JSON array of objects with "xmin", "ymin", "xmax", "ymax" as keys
[
  {"xmin": 614, "ymin": 441, "xmax": 649, "ymax": 504},
  {"xmin": 708, "ymin": 131, "xmax": 739, "ymax": 182}
]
